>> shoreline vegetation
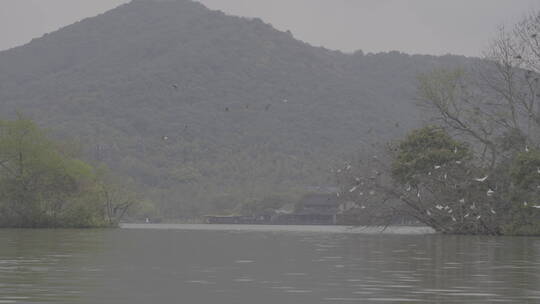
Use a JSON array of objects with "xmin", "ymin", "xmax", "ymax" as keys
[
  {"xmin": 0, "ymin": 117, "xmax": 134, "ymax": 228},
  {"xmin": 336, "ymin": 12, "xmax": 540, "ymax": 236}
]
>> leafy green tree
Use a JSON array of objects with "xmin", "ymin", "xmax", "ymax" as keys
[
  {"xmin": 391, "ymin": 126, "xmax": 470, "ymax": 184},
  {"xmin": 0, "ymin": 117, "xmax": 128, "ymax": 228},
  {"xmin": 504, "ymin": 149, "xmax": 540, "ymax": 234}
]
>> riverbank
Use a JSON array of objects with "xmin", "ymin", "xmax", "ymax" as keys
[{"xmin": 121, "ymin": 223, "xmax": 436, "ymax": 234}]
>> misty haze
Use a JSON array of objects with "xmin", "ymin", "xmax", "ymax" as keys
[{"xmin": 0, "ymin": 0, "xmax": 539, "ymax": 303}]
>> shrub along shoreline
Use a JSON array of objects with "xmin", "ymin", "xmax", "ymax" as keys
[{"xmin": 0, "ymin": 118, "xmax": 133, "ymax": 228}]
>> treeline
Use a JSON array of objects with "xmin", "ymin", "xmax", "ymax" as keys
[{"xmin": 0, "ymin": 118, "xmax": 134, "ymax": 228}]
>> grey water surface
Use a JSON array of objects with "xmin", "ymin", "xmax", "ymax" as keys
[{"xmin": 0, "ymin": 224, "xmax": 539, "ymax": 304}]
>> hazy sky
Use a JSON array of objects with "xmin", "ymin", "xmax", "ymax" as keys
[{"xmin": 0, "ymin": 0, "xmax": 539, "ymax": 56}]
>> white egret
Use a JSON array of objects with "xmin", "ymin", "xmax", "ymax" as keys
[{"xmin": 474, "ymin": 176, "xmax": 488, "ymax": 182}]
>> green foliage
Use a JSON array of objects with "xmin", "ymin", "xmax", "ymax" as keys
[
  {"xmin": 503, "ymin": 149, "xmax": 540, "ymax": 235},
  {"xmin": 0, "ymin": 118, "xmax": 127, "ymax": 228},
  {"xmin": 392, "ymin": 126, "xmax": 469, "ymax": 184},
  {"xmin": 381, "ymin": 126, "xmax": 539, "ymax": 235},
  {"xmin": 510, "ymin": 149, "xmax": 540, "ymax": 190}
]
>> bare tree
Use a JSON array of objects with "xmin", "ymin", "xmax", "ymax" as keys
[{"xmin": 417, "ymin": 11, "xmax": 540, "ymax": 168}]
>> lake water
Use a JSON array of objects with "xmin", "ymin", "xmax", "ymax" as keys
[{"xmin": 0, "ymin": 224, "xmax": 539, "ymax": 304}]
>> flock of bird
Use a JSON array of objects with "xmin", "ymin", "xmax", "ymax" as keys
[
  {"xmin": 162, "ymin": 83, "xmax": 291, "ymax": 142},
  {"xmin": 334, "ymin": 142, "xmax": 540, "ymax": 223}
]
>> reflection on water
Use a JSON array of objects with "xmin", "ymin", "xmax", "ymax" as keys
[{"xmin": 0, "ymin": 224, "xmax": 538, "ymax": 304}]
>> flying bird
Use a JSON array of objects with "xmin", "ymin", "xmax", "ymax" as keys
[
  {"xmin": 474, "ymin": 176, "xmax": 488, "ymax": 182},
  {"xmin": 172, "ymin": 84, "xmax": 179, "ymax": 90},
  {"xmin": 162, "ymin": 136, "xmax": 169, "ymax": 141},
  {"xmin": 349, "ymin": 186, "xmax": 357, "ymax": 193},
  {"xmin": 486, "ymin": 189, "xmax": 495, "ymax": 197},
  {"xmin": 532, "ymin": 33, "xmax": 538, "ymax": 38}
]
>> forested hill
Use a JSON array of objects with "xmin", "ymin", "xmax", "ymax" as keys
[{"xmin": 0, "ymin": 0, "xmax": 472, "ymax": 217}]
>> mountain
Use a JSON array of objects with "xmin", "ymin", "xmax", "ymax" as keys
[{"xmin": 0, "ymin": 0, "xmax": 471, "ymax": 218}]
